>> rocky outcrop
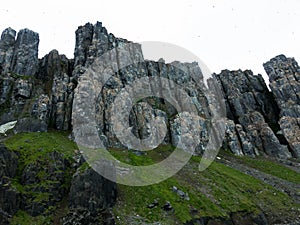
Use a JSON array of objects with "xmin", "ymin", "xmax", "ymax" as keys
[
  {"xmin": 0, "ymin": 28, "xmax": 36, "ymax": 125},
  {"xmin": 214, "ymin": 70, "xmax": 291, "ymax": 158},
  {"xmin": 264, "ymin": 55, "xmax": 300, "ymax": 158},
  {"xmin": 63, "ymin": 166, "xmax": 117, "ymax": 225},
  {"xmin": 0, "ymin": 28, "xmax": 16, "ymax": 75},
  {"xmin": 68, "ymin": 167, "xmax": 117, "ymax": 211},
  {"xmin": 0, "ymin": 21, "xmax": 299, "ymax": 224},
  {"xmin": 11, "ymin": 29, "xmax": 39, "ymax": 77},
  {"xmin": 19, "ymin": 151, "xmax": 71, "ymax": 216},
  {"xmin": 0, "ymin": 23, "xmax": 299, "ymax": 160},
  {"xmin": 74, "ymin": 21, "xmax": 128, "ymax": 68},
  {"xmin": 0, "ymin": 27, "xmax": 39, "ymax": 77},
  {"xmin": 38, "ymin": 50, "xmax": 74, "ymax": 130},
  {"xmin": 0, "ymin": 28, "xmax": 74, "ymax": 131},
  {"xmin": 98, "ymin": 59, "xmax": 211, "ymax": 151},
  {"xmin": 0, "ymin": 132, "xmax": 116, "ymax": 224},
  {"xmin": 72, "ymin": 22, "xmax": 212, "ymax": 153},
  {"xmin": 0, "ymin": 144, "xmax": 18, "ymax": 224}
]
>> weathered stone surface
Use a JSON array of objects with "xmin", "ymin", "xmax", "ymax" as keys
[
  {"xmin": 213, "ymin": 69, "xmax": 280, "ymax": 127},
  {"xmin": 0, "ymin": 22, "xmax": 300, "ymax": 224},
  {"xmin": 74, "ymin": 23, "xmax": 94, "ymax": 67},
  {"xmin": 0, "ymin": 23, "xmax": 299, "ymax": 162},
  {"xmin": 96, "ymin": 58, "xmax": 210, "ymax": 151},
  {"xmin": 31, "ymin": 94, "xmax": 50, "ymax": 124},
  {"xmin": 72, "ymin": 23, "xmax": 212, "ymax": 153},
  {"xmin": 14, "ymin": 79, "xmax": 32, "ymax": 99},
  {"xmin": 0, "ymin": 144, "xmax": 17, "ymax": 179},
  {"xmin": 11, "ymin": 29, "xmax": 39, "ymax": 76},
  {"xmin": 20, "ymin": 151, "xmax": 70, "ymax": 216},
  {"xmin": 0, "ymin": 28, "xmax": 41, "ymax": 125},
  {"xmin": 214, "ymin": 70, "xmax": 291, "ymax": 158},
  {"xmin": 0, "ymin": 144, "xmax": 19, "ymax": 224},
  {"xmin": 38, "ymin": 49, "xmax": 71, "ymax": 81},
  {"xmin": 62, "ymin": 208, "xmax": 115, "ymax": 225},
  {"xmin": 14, "ymin": 117, "xmax": 47, "ymax": 133},
  {"xmin": 0, "ymin": 28, "xmax": 16, "ymax": 75},
  {"xmin": 264, "ymin": 55, "xmax": 300, "ymax": 158},
  {"xmin": 39, "ymin": 50, "xmax": 74, "ymax": 130},
  {"xmin": 68, "ymin": 167, "xmax": 117, "ymax": 211},
  {"xmin": 0, "ymin": 77, "xmax": 13, "ymax": 106},
  {"xmin": 0, "ymin": 77, "xmax": 37, "ymax": 125},
  {"xmin": 171, "ymin": 112, "xmax": 209, "ymax": 155},
  {"xmin": 238, "ymin": 111, "xmax": 291, "ymax": 158},
  {"xmin": 223, "ymin": 119, "xmax": 257, "ymax": 156},
  {"xmin": 279, "ymin": 116, "xmax": 300, "ymax": 157}
]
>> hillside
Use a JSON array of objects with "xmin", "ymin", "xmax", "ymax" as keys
[
  {"xmin": 0, "ymin": 22, "xmax": 300, "ymax": 225},
  {"xmin": 1, "ymin": 131, "xmax": 299, "ymax": 224}
]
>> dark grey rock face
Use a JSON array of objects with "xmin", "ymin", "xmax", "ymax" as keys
[
  {"xmin": 0, "ymin": 28, "xmax": 38, "ymax": 125},
  {"xmin": 0, "ymin": 21, "xmax": 300, "ymax": 224},
  {"xmin": 96, "ymin": 59, "xmax": 210, "ymax": 150},
  {"xmin": 74, "ymin": 23, "xmax": 94, "ymax": 67},
  {"xmin": 0, "ymin": 33, "xmax": 74, "ymax": 130},
  {"xmin": 38, "ymin": 50, "xmax": 74, "ymax": 130},
  {"xmin": 72, "ymin": 22, "xmax": 212, "ymax": 152},
  {"xmin": 19, "ymin": 151, "xmax": 69, "ymax": 216},
  {"xmin": 14, "ymin": 118, "xmax": 47, "ymax": 133},
  {"xmin": 0, "ymin": 28, "xmax": 16, "ymax": 75},
  {"xmin": 11, "ymin": 29, "xmax": 39, "ymax": 77},
  {"xmin": 0, "ymin": 23, "xmax": 299, "ymax": 161},
  {"xmin": 214, "ymin": 70, "xmax": 291, "ymax": 158},
  {"xmin": 63, "ymin": 167, "xmax": 117, "ymax": 225},
  {"xmin": 68, "ymin": 167, "xmax": 117, "ymax": 211},
  {"xmin": 264, "ymin": 55, "xmax": 300, "ymax": 158},
  {"xmin": 0, "ymin": 144, "xmax": 17, "ymax": 178},
  {"xmin": 0, "ymin": 144, "xmax": 18, "ymax": 224}
]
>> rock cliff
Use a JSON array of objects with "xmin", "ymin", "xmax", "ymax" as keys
[
  {"xmin": 0, "ymin": 21, "xmax": 300, "ymax": 224},
  {"xmin": 263, "ymin": 55, "xmax": 300, "ymax": 158},
  {"xmin": 214, "ymin": 69, "xmax": 291, "ymax": 158},
  {"xmin": 1, "ymin": 22, "xmax": 298, "ymax": 160}
]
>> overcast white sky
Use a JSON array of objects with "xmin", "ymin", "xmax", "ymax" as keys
[{"xmin": 1, "ymin": 0, "xmax": 299, "ymax": 82}]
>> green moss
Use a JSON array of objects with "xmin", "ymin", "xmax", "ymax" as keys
[
  {"xmin": 0, "ymin": 78, "xmax": 13, "ymax": 116},
  {"xmin": 11, "ymin": 179, "xmax": 25, "ymax": 193},
  {"xmin": 4, "ymin": 133, "xmax": 300, "ymax": 224},
  {"xmin": 33, "ymin": 192, "xmax": 51, "ymax": 203},
  {"xmin": 4, "ymin": 131, "xmax": 77, "ymax": 184},
  {"xmin": 114, "ymin": 177, "xmax": 221, "ymax": 224},
  {"xmin": 4, "ymin": 131, "xmax": 77, "ymax": 171},
  {"xmin": 112, "ymin": 146, "xmax": 300, "ymax": 224},
  {"xmin": 235, "ymin": 155, "xmax": 300, "ymax": 184},
  {"xmin": 5, "ymin": 131, "xmax": 77, "ymax": 217},
  {"xmin": 199, "ymin": 161, "xmax": 298, "ymax": 216},
  {"xmin": 109, "ymin": 145, "xmax": 174, "ymax": 166},
  {"xmin": 79, "ymin": 161, "xmax": 91, "ymax": 173},
  {"xmin": 11, "ymin": 73, "xmax": 32, "ymax": 80},
  {"xmin": 10, "ymin": 210, "xmax": 52, "ymax": 225}
]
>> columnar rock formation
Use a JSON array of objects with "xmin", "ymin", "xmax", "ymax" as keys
[
  {"xmin": 1, "ymin": 21, "xmax": 300, "ymax": 224},
  {"xmin": 0, "ymin": 27, "xmax": 74, "ymax": 131},
  {"xmin": 0, "ymin": 22, "xmax": 299, "ymax": 160},
  {"xmin": 264, "ymin": 55, "xmax": 300, "ymax": 158},
  {"xmin": 214, "ymin": 70, "xmax": 291, "ymax": 158}
]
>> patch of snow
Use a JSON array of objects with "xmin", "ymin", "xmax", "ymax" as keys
[{"xmin": 0, "ymin": 121, "xmax": 17, "ymax": 134}]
